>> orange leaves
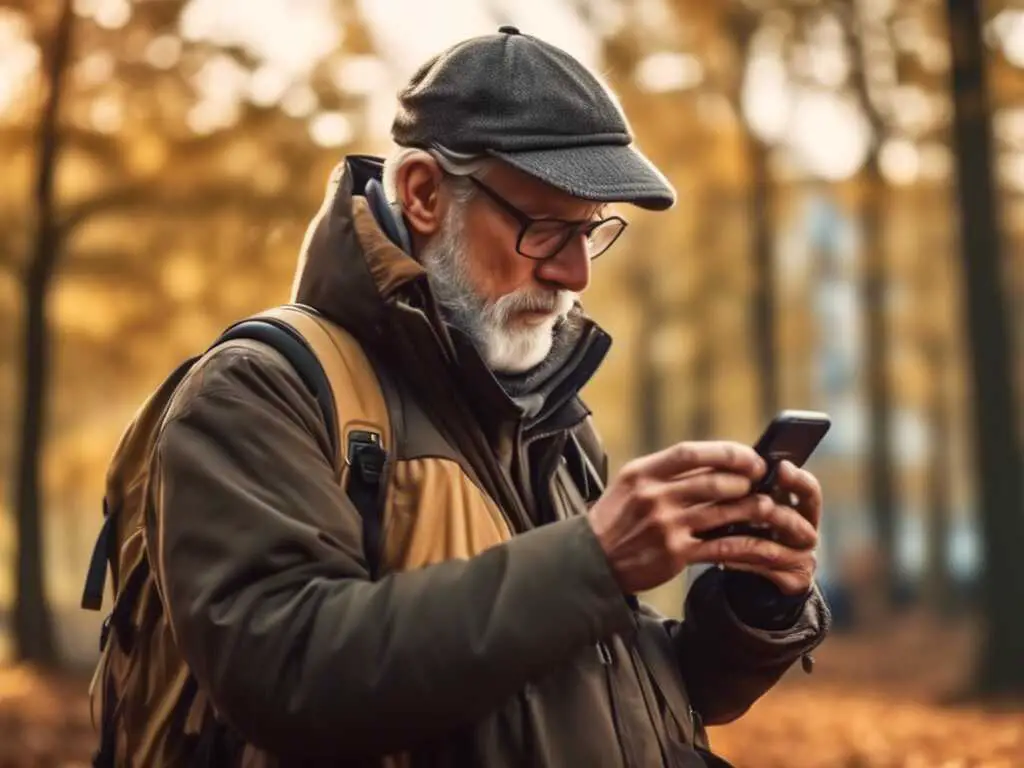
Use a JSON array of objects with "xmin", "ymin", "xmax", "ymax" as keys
[{"xmin": 710, "ymin": 686, "xmax": 1024, "ymax": 768}]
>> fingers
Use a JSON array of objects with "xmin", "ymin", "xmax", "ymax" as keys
[
  {"xmin": 660, "ymin": 471, "xmax": 758, "ymax": 505},
  {"xmin": 625, "ymin": 441, "xmax": 766, "ymax": 484},
  {"xmin": 687, "ymin": 495, "xmax": 819, "ymax": 550},
  {"xmin": 719, "ymin": 562, "xmax": 814, "ymax": 596},
  {"xmin": 772, "ymin": 461, "xmax": 823, "ymax": 530},
  {"xmin": 690, "ymin": 534, "xmax": 817, "ymax": 589}
]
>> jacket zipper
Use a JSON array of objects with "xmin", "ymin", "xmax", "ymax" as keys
[
  {"xmin": 598, "ymin": 642, "xmax": 634, "ymax": 768},
  {"xmin": 689, "ymin": 704, "xmax": 704, "ymax": 748}
]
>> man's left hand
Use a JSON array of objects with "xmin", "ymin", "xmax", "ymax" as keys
[{"xmin": 716, "ymin": 460, "xmax": 822, "ymax": 596}]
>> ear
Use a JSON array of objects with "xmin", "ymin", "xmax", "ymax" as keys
[{"xmin": 396, "ymin": 156, "xmax": 446, "ymax": 238}]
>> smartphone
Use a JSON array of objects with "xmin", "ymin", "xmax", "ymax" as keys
[{"xmin": 695, "ymin": 410, "xmax": 831, "ymax": 541}]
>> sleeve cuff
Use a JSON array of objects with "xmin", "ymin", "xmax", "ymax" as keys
[
  {"xmin": 723, "ymin": 569, "xmax": 810, "ymax": 630},
  {"xmin": 684, "ymin": 567, "xmax": 830, "ymax": 668}
]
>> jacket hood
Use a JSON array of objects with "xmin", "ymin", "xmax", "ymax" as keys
[{"xmin": 289, "ymin": 155, "xmax": 611, "ymax": 430}]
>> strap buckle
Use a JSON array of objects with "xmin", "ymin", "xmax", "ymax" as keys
[{"xmin": 347, "ymin": 430, "xmax": 385, "ymax": 484}]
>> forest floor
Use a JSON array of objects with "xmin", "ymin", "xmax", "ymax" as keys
[
  {"xmin": 709, "ymin": 611, "xmax": 1024, "ymax": 767},
  {"xmin": 1, "ymin": 610, "xmax": 1021, "ymax": 767}
]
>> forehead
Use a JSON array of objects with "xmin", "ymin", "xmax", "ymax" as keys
[{"xmin": 483, "ymin": 161, "xmax": 604, "ymax": 219}]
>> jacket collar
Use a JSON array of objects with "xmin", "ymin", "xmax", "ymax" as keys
[{"xmin": 290, "ymin": 155, "xmax": 611, "ymax": 434}]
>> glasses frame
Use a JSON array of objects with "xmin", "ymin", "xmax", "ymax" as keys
[{"xmin": 461, "ymin": 175, "xmax": 628, "ymax": 262}]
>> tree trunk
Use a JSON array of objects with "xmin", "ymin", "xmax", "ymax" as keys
[
  {"xmin": 945, "ymin": 0, "xmax": 1024, "ymax": 695},
  {"xmin": 12, "ymin": 0, "xmax": 75, "ymax": 666},
  {"xmin": 727, "ymin": 7, "xmax": 778, "ymax": 422},
  {"xmin": 631, "ymin": 265, "xmax": 664, "ymax": 455},
  {"xmin": 923, "ymin": 338, "xmax": 955, "ymax": 616},
  {"xmin": 689, "ymin": 189, "xmax": 720, "ymax": 441},
  {"xmin": 689, "ymin": 333, "xmax": 714, "ymax": 440},
  {"xmin": 747, "ymin": 133, "xmax": 778, "ymax": 421},
  {"xmin": 835, "ymin": 0, "xmax": 902, "ymax": 607},
  {"xmin": 860, "ymin": 160, "xmax": 901, "ymax": 605}
]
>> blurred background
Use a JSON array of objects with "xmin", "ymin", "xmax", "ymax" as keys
[{"xmin": 0, "ymin": 0, "xmax": 1022, "ymax": 765}]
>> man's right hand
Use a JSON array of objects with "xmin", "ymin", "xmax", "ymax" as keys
[{"xmin": 587, "ymin": 442, "xmax": 817, "ymax": 595}]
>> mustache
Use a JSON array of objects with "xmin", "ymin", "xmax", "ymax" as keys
[{"xmin": 493, "ymin": 289, "xmax": 577, "ymax": 317}]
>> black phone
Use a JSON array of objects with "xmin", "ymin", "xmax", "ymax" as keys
[{"xmin": 695, "ymin": 410, "xmax": 831, "ymax": 541}]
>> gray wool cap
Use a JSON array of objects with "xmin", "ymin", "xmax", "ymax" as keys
[{"xmin": 391, "ymin": 26, "xmax": 676, "ymax": 211}]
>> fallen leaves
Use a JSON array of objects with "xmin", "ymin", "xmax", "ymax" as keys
[
  {"xmin": 709, "ymin": 685, "xmax": 1024, "ymax": 767},
  {"xmin": 709, "ymin": 611, "xmax": 1024, "ymax": 767},
  {"xmin": 0, "ymin": 665, "xmax": 93, "ymax": 768}
]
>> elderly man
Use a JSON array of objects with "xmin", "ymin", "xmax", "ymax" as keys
[{"xmin": 95, "ymin": 26, "xmax": 829, "ymax": 767}]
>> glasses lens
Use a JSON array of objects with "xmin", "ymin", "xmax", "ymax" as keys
[
  {"xmin": 585, "ymin": 218, "xmax": 627, "ymax": 260},
  {"xmin": 519, "ymin": 220, "xmax": 574, "ymax": 260}
]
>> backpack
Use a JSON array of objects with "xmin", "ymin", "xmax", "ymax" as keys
[{"xmin": 79, "ymin": 304, "xmax": 396, "ymax": 766}]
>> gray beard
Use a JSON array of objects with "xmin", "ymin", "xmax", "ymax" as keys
[{"xmin": 420, "ymin": 201, "xmax": 576, "ymax": 374}]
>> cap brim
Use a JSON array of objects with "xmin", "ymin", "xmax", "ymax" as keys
[{"xmin": 487, "ymin": 143, "xmax": 676, "ymax": 211}]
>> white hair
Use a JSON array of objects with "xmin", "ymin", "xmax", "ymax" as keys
[{"xmin": 382, "ymin": 145, "xmax": 493, "ymax": 208}]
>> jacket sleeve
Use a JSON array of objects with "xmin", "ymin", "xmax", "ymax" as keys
[
  {"xmin": 652, "ymin": 567, "xmax": 830, "ymax": 726},
  {"xmin": 147, "ymin": 342, "xmax": 633, "ymax": 760}
]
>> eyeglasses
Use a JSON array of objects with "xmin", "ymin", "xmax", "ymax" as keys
[{"xmin": 463, "ymin": 176, "xmax": 628, "ymax": 261}]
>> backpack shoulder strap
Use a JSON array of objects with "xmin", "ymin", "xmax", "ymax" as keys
[
  {"xmin": 224, "ymin": 304, "xmax": 396, "ymax": 577},
  {"xmin": 218, "ymin": 310, "xmax": 343, "ymax": 458}
]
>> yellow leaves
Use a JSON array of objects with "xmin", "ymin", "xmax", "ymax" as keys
[
  {"xmin": 891, "ymin": 344, "xmax": 931, "ymax": 405},
  {"xmin": 309, "ymin": 111, "xmax": 353, "ymax": 148},
  {"xmin": 0, "ymin": 9, "xmax": 40, "ymax": 118},
  {"xmin": 42, "ymin": 417, "xmax": 117, "ymax": 498},
  {"xmin": 58, "ymin": 147, "xmax": 116, "ymax": 206},
  {"xmin": 126, "ymin": 133, "xmax": 167, "ymax": 176},
  {"xmin": 651, "ymin": 320, "xmax": 698, "ymax": 370},
  {"xmin": 0, "ymin": 269, "xmax": 19, "ymax": 315},
  {"xmin": 217, "ymin": 138, "xmax": 261, "ymax": 178},
  {"xmin": 50, "ymin": 279, "xmax": 122, "ymax": 340},
  {"xmin": 87, "ymin": 92, "xmax": 122, "ymax": 134},
  {"xmin": 73, "ymin": 49, "xmax": 114, "ymax": 89},
  {"xmin": 252, "ymin": 159, "xmax": 288, "ymax": 196},
  {"xmin": 143, "ymin": 35, "xmax": 182, "ymax": 71},
  {"xmin": 167, "ymin": 309, "xmax": 218, "ymax": 353}
]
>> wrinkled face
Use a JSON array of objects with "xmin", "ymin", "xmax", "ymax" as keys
[{"xmin": 420, "ymin": 163, "xmax": 600, "ymax": 373}]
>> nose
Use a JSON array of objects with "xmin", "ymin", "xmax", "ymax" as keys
[{"xmin": 534, "ymin": 233, "xmax": 591, "ymax": 294}]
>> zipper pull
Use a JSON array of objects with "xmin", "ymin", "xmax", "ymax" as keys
[
  {"xmin": 801, "ymin": 652, "xmax": 815, "ymax": 674},
  {"xmin": 596, "ymin": 641, "xmax": 613, "ymax": 666},
  {"xmin": 689, "ymin": 704, "xmax": 704, "ymax": 745}
]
